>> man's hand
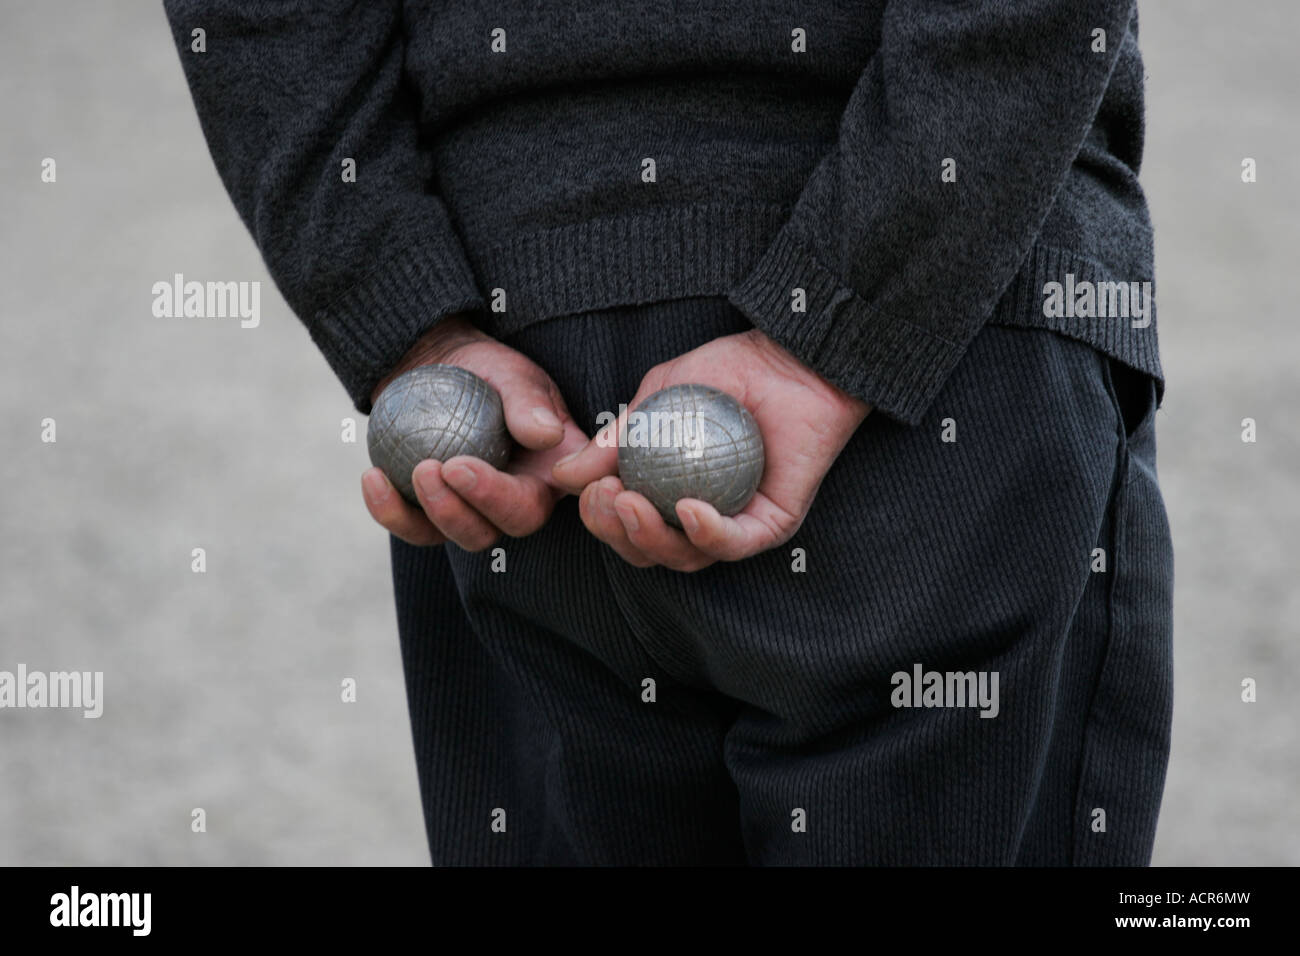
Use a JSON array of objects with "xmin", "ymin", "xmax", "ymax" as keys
[
  {"xmin": 552, "ymin": 329, "xmax": 870, "ymax": 572},
  {"xmin": 361, "ymin": 315, "xmax": 587, "ymax": 549}
]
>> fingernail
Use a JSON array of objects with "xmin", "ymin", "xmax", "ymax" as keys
[
  {"xmin": 616, "ymin": 503, "xmax": 639, "ymax": 533},
  {"xmin": 680, "ymin": 508, "xmax": 699, "ymax": 535},
  {"xmin": 444, "ymin": 463, "xmax": 476, "ymax": 490},
  {"xmin": 555, "ymin": 450, "xmax": 581, "ymax": 468},
  {"xmin": 532, "ymin": 406, "xmax": 562, "ymax": 431},
  {"xmin": 364, "ymin": 471, "xmax": 390, "ymax": 504}
]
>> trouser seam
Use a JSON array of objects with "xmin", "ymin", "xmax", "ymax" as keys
[
  {"xmin": 1068, "ymin": 352, "xmax": 1131, "ymax": 865},
  {"xmin": 580, "ymin": 312, "xmax": 702, "ymax": 686}
]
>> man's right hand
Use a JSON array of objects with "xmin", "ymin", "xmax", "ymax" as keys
[{"xmin": 361, "ymin": 315, "xmax": 588, "ymax": 549}]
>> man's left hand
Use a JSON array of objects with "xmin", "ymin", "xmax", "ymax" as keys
[{"xmin": 551, "ymin": 329, "xmax": 870, "ymax": 572}]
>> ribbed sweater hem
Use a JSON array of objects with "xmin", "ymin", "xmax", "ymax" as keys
[
  {"xmin": 464, "ymin": 200, "xmax": 793, "ymax": 338},
  {"xmin": 459, "ymin": 201, "xmax": 1162, "ymax": 426}
]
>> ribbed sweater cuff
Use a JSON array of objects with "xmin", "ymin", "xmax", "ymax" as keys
[
  {"xmin": 726, "ymin": 226, "xmax": 965, "ymax": 427},
  {"xmin": 309, "ymin": 235, "xmax": 487, "ymax": 413}
]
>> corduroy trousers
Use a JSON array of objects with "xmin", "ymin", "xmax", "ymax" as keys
[{"xmin": 390, "ymin": 296, "xmax": 1174, "ymax": 866}]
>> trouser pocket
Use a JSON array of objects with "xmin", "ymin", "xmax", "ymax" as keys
[{"xmin": 1100, "ymin": 355, "xmax": 1158, "ymax": 447}]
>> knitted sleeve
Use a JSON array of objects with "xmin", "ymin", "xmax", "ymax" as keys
[
  {"xmin": 726, "ymin": 0, "xmax": 1138, "ymax": 425},
  {"xmin": 162, "ymin": 0, "xmax": 487, "ymax": 412}
]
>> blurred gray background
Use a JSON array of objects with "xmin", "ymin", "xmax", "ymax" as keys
[{"xmin": 1, "ymin": 1, "xmax": 1296, "ymax": 865}]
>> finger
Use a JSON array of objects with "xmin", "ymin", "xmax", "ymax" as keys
[
  {"xmin": 441, "ymin": 455, "xmax": 555, "ymax": 538},
  {"xmin": 411, "ymin": 460, "xmax": 500, "ymax": 552},
  {"xmin": 612, "ymin": 490, "xmax": 716, "ymax": 573},
  {"xmin": 578, "ymin": 478, "xmax": 656, "ymax": 568},
  {"xmin": 361, "ymin": 468, "xmax": 446, "ymax": 547},
  {"xmin": 551, "ymin": 367, "xmax": 670, "ymax": 492},
  {"xmin": 513, "ymin": 418, "xmax": 590, "ymax": 487},
  {"xmin": 675, "ymin": 496, "xmax": 788, "ymax": 562},
  {"xmin": 494, "ymin": 368, "xmax": 570, "ymax": 453},
  {"xmin": 551, "ymin": 419, "xmax": 621, "ymax": 494}
]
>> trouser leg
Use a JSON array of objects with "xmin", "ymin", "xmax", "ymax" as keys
[{"xmin": 680, "ymin": 325, "xmax": 1173, "ymax": 865}]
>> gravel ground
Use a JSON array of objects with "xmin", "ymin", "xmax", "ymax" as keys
[{"xmin": 0, "ymin": 0, "xmax": 1295, "ymax": 866}]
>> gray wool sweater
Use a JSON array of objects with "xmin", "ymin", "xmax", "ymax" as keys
[{"xmin": 163, "ymin": 0, "xmax": 1159, "ymax": 426}]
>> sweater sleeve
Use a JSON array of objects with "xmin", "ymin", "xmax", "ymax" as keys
[
  {"xmin": 162, "ymin": 0, "xmax": 487, "ymax": 413},
  {"xmin": 726, "ymin": 0, "xmax": 1137, "ymax": 426}
]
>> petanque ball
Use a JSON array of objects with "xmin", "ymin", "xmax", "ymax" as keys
[
  {"xmin": 367, "ymin": 364, "xmax": 512, "ymax": 504},
  {"xmin": 617, "ymin": 384, "xmax": 764, "ymax": 529}
]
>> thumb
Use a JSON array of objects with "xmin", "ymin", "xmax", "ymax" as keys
[
  {"xmin": 551, "ymin": 373, "xmax": 667, "ymax": 492},
  {"xmin": 493, "ymin": 367, "xmax": 570, "ymax": 452},
  {"xmin": 550, "ymin": 413, "xmax": 622, "ymax": 494}
]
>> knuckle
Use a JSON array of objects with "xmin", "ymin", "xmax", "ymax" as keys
[
  {"xmin": 582, "ymin": 512, "xmax": 612, "ymax": 542},
  {"xmin": 513, "ymin": 508, "xmax": 547, "ymax": 536},
  {"xmin": 384, "ymin": 513, "xmax": 416, "ymax": 537},
  {"xmin": 499, "ymin": 514, "xmax": 534, "ymax": 538},
  {"xmin": 482, "ymin": 493, "xmax": 517, "ymax": 525},
  {"xmin": 616, "ymin": 545, "xmax": 648, "ymax": 566},
  {"xmin": 398, "ymin": 525, "xmax": 433, "ymax": 547},
  {"xmin": 426, "ymin": 493, "xmax": 461, "ymax": 523},
  {"xmin": 459, "ymin": 528, "xmax": 498, "ymax": 552}
]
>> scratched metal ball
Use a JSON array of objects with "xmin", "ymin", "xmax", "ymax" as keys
[
  {"xmin": 617, "ymin": 384, "xmax": 765, "ymax": 529},
  {"xmin": 367, "ymin": 365, "xmax": 512, "ymax": 504}
]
